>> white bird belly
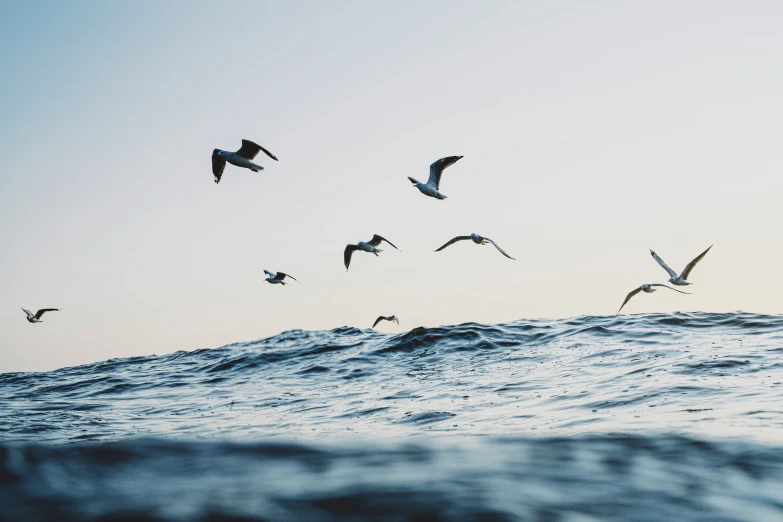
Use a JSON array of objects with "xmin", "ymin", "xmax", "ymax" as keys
[
  {"xmin": 226, "ymin": 154, "xmax": 258, "ymax": 170},
  {"xmin": 417, "ymin": 185, "xmax": 440, "ymax": 198}
]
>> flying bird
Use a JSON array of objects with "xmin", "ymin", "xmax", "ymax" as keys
[
  {"xmin": 372, "ymin": 315, "xmax": 399, "ymax": 328},
  {"xmin": 212, "ymin": 139, "xmax": 278, "ymax": 184},
  {"xmin": 650, "ymin": 245, "xmax": 712, "ymax": 286},
  {"xmin": 22, "ymin": 308, "xmax": 59, "ymax": 323},
  {"xmin": 435, "ymin": 233, "xmax": 515, "ymax": 260},
  {"xmin": 408, "ymin": 156, "xmax": 463, "ymax": 200},
  {"xmin": 344, "ymin": 234, "xmax": 399, "ymax": 271},
  {"xmin": 263, "ymin": 270, "xmax": 299, "ymax": 285},
  {"xmin": 616, "ymin": 284, "xmax": 690, "ymax": 315}
]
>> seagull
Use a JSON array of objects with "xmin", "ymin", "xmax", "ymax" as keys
[
  {"xmin": 263, "ymin": 270, "xmax": 299, "ymax": 285},
  {"xmin": 212, "ymin": 139, "xmax": 278, "ymax": 184},
  {"xmin": 435, "ymin": 233, "xmax": 515, "ymax": 260},
  {"xmin": 408, "ymin": 156, "xmax": 463, "ymax": 200},
  {"xmin": 344, "ymin": 234, "xmax": 399, "ymax": 271},
  {"xmin": 616, "ymin": 284, "xmax": 690, "ymax": 315},
  {"xmin": 22, "ymin": 308, "xmax": 59, "ymax": 323},
  {"xmin": 372, "ymin": 315, "xmax": 399, "ymax": 328},
  {"xmin": 650, "ymin": 245, "xmax": 712, "ymax": 286}
]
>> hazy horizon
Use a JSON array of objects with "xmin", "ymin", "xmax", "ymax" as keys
[{"xmin": 3, "ymin": 1, "xmax": 783, "ymax": 372}]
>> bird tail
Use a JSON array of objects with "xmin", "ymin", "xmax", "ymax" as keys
[
  {"xmin": 250, "ymin": 163, "xmax": 264, "ymax": 172},
  {"xmin": 374, "ymin": 249, "xmax": 383, "ymax": 256},
  {"xmin": 437, "ymin": 193, "xmax": 448, "ymax": 200}
]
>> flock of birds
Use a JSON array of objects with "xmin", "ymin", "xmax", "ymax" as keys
[
  {"xmin": 616, "ymin": 245, "xmax": 713, "ymax": 315},
  {"xmin": 22, "ymin": 139, "xmax": 713, "ymax": 329},
  {"xmin": 216, "ymin": 143, "xmax": 517, "ymax": 330}
]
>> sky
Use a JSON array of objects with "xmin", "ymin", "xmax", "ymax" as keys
[{"xmin": 1, "ymin": 1, "xmax": 783, "ymax": 372}]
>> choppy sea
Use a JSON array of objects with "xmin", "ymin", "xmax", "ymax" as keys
[{"xmin": 3, "ymin": 312, "xmax": 783, "ymax": 521}]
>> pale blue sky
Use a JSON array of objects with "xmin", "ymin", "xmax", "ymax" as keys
[{"xmin": 2, "ymin": 1, "xmax": 783, "ymax": 372}]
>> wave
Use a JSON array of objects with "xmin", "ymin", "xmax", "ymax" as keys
[
  {"xmin": 3, "ymin": 312, "xmax": 783, "ymax": 519},
  {"xmin": 2, "ymin": 435, "xmax": 783, "ymax": 521},
  {"xmin": 2, "ymin": 312, "xmax": 783, "ymax": 445}
]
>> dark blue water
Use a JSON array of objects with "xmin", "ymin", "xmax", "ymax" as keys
[{"xmin": 3, "ymin": 312, "xmax": 783, "ymax": 521}]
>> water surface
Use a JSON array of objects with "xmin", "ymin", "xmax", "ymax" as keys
[{"xmin": 3, "ymin": 312, "xmax": 783, "ymax": 521}]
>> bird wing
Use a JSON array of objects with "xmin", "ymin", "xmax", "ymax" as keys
[
  {"xmin": 650, "ymin": 250, "xmax": 678, "ymax": 279},
  {"xmin": 369, "ymin": 234, "xmax": 398, "ymax": 250},
  {"xmin": 344, "ymin": 245, "xmax": 360, "ymax": 270},
  {"xmin": 21, "ymin": 308, "xmax": 33, "ymax": 318},
  {"xmin": 212, "ymin": 150, "xmax": 226, "ymax": 183},
  {"xmin": 257, "ymin": 144, "xmax": 278, "ymax": 161},
  {"xmin": 236, "ymin": 140, "xmax": 277, "ymax": 161},
  {"xmin": 372, "ymin": 316, "xmax": 385, "ymax": 328},
  {"xmin": 616, "ymin": 287, "xmax": 643, "ymax": 315},
  {"xmin": 680, "ymin": 245, "xmax": 712, "ymax": 280},
  {"xmin": 435, "ymin": 236, "xmax": 472, "ymax": 252},
  {"xmin": 235, "ymin": 140, "xmax": 262, "ymax": 160},
  {"xmin": 263, "ymin": 270, "xmax": 275, "ymax": 277},
  {"xmin": 427, "ymin": 156, "xmax": 462, "ymax": 189},
  {"xmin": 278, "ymin": 272, "xmax": 298, "ymax": 282},
  {"xmin": 649, "ymin": 284, "xmax": 691, "ymax": 294},
  {"xmin": 485, "ymin": 238, "xmax": 515, "ymax": 260},
  {"xmin": 35, "ymin": 309, "xmax": 59, "ymax": 319}
]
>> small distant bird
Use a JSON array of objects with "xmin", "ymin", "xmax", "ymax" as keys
[
  {"xmin": 372, "ymin": 315, "xmax": 399, "ymax": 328},
  {"xmin": 650, "ymin": 245, "xmax": 712, "ymax": 286},
  {"xmin": 435, "ymin": 233, "xmax": 515, "ymax": 260},
  {"xmin": 408, "ymin": 156, "xmax": 463, "ymax": 200},
  {"xmin": 344, "ymin": 234, "xmax": 399, "ymax": 271},
  {"xmin": 263, "ymin": 270, "xmax": 299, "ymax": 285},
  {"xmin": 212, "ymin": 139, "xmax": 278, "ymax": 184},
  {"xmin": 22, "ymin": 308, "xmax": 59, "ymax": 323},
  {"xmin": 616, "ymin": 284, "xmax": 690, "ymax": 315}
]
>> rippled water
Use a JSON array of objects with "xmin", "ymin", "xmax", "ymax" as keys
[{"xmin": 3, "ymin": 312, "xmax": 783, "ymax": 521}]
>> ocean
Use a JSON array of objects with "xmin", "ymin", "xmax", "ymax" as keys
[{"xmin": 2, "ymin": 312, "xmax": 783, "ymax": 521}]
